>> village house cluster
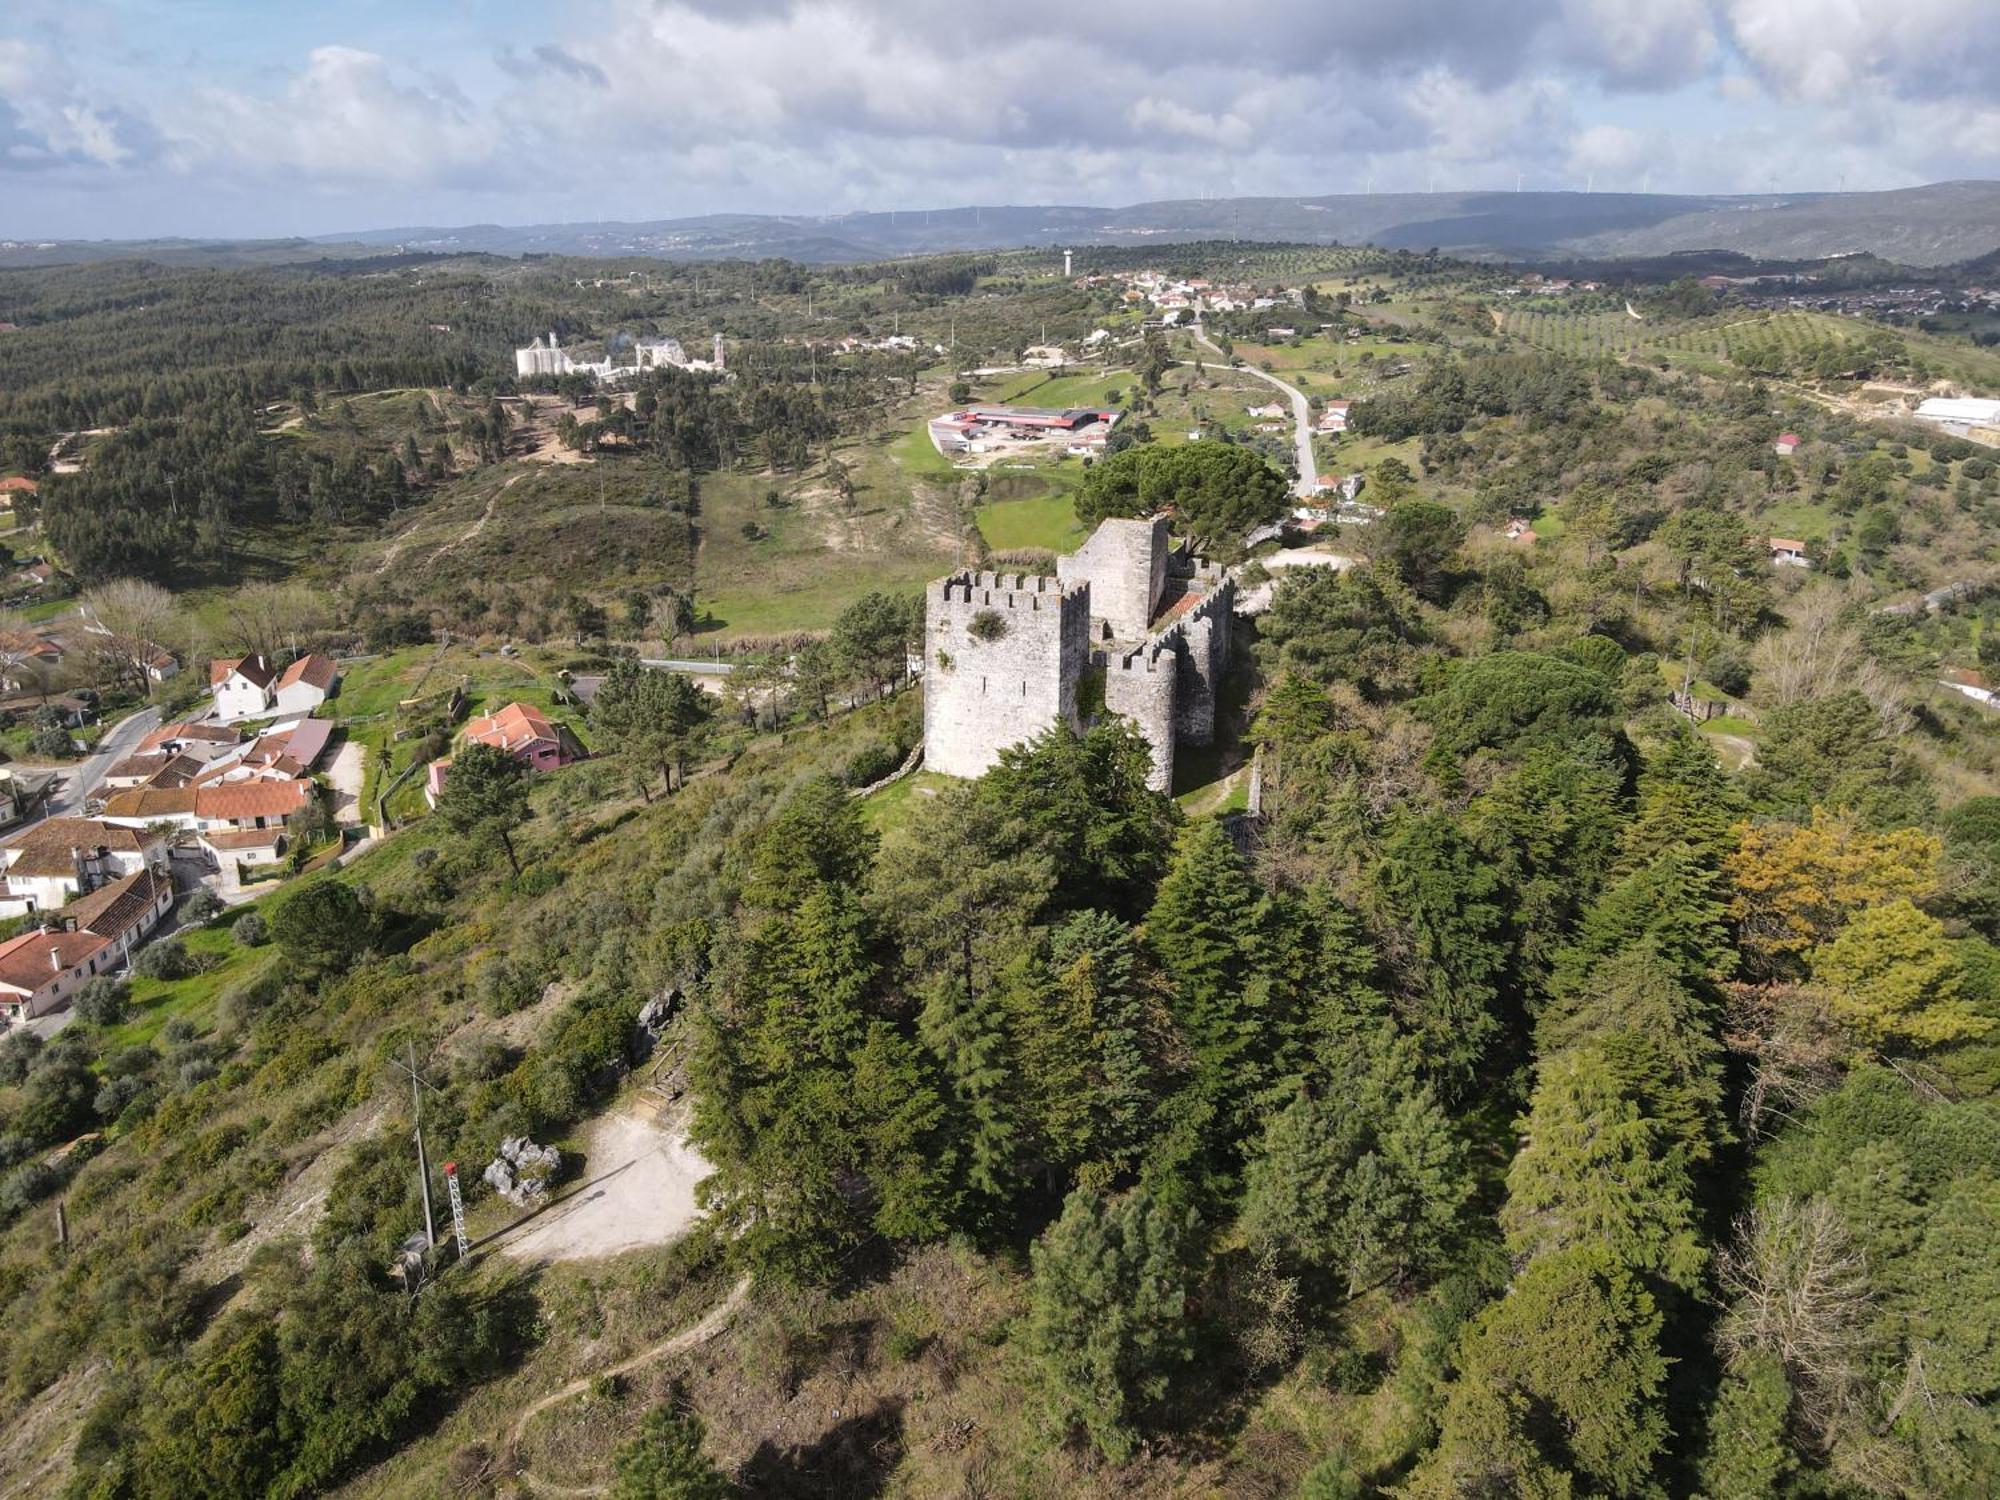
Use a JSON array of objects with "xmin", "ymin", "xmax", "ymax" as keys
[{"xmin": 0, "ymin": 650, "xmax": 347, "ymax": 1024}]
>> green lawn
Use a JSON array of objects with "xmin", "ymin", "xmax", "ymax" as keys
[
  {"xmin": 857, "ymin": 768, "xmax": 953, "ymax": 834},
  {"xmin": 105, "ymin": 925, "xmax": 271, "ymax": 1049},
  {"xmin": 976, "ymin": 491, "xmax": 1086, "ymax": 553}
]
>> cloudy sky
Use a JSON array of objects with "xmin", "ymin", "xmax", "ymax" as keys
[{"xmin": 4, "ymin": 0, "xmax": 1998, "ymax": 239}]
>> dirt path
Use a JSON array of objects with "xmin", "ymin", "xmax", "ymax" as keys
[
  {"xmin": 505, "ymin": 1275, "xmax": 752, "ymax": 1495},
  {"xmin": 375, "ymin": 472, "xmax": 519, "ymax": 576}
]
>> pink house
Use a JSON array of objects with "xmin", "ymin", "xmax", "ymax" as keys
[{"xmin": 428, "ymin": 702, "xmax": 585, "ymax": 805}]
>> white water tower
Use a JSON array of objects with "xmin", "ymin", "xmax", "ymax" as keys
[{"xmin": 1063, "ymin": 249, "xmax": 1073, "ymax": 277}]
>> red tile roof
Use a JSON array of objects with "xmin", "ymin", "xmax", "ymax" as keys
[
  {"xmin": 0, "ymin": 476, "xmax": 36, "ymax": 494},
  {"xmin": 99, "ymin": 787, "xmax": 196, "ymax": 820},
  {"xmin": 65, "ymin": 867, "xmax": 169, "ymax": 941},
  {"xmin": 465, "ymin": 701, "xmax": 560, "ymax": 753},
  {"xmin": 195, "ymin": 779, "xmax": 311, "ymax": 821},
  {"xmin": 0, "ymin": 927, "xmax": 107, "ymax": 997},
  {"xmin": 276, "ymin": 653, "xmax": 337, "ymax": 692},
  {"xmin": 3, "ymin": 817, "xmax": 155, "ymax": 876},
  {"xmin": 211, "ymin": 654, "xmax": 275, "ymax": 689}
]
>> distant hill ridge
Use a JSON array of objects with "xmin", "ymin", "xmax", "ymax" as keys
[
  {"xmin": 316, "ymin": 181, "xmax": 1999, "ymax": 268},
  {"xmin": 6, "ymin": 181, "xmax": 1996, "ymax": 269}
]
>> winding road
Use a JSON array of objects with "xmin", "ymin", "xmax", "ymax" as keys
[
  {"xmin": 48, "ymin": 705, "xmax": 159, "ymax": 817},
  {"xmin": 1185, "ymin": 321, "xmax": 1318, "ymax": 498}
]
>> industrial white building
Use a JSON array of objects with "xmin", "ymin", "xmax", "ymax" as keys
[
  {"xmin": 1914, "ymin": 397, "xmax": 2000, "ymax": 438},
  {"xmin": 515, "ymin": 332, "xmax": 725, "ymax": 384}
]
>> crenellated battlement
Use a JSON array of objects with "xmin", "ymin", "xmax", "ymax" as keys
[{"xmin": 931, "ymin": 571, "xmax": 1088, "ymax": 612}]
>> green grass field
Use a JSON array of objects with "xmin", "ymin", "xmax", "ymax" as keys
[
  {"xmin": 104, "ymin": 925, "xmax": 272, "ymax": 1050},
  {"xmin": 976, "ymin": 490, "xmax": 1085, "ymax": 552}
]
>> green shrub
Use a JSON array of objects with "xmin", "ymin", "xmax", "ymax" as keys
[{"xmin": 133, "ymin": 938, "xmax": 196, "ymax": 981}]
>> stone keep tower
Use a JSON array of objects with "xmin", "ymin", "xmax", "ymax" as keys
[
  {"xmin": 924, "ymin": 571, "xmax": 1091, "ymax": 778},
  {"xmin": 1058, "ymin": 515, "xmax": 1168, "ymax": 641}
]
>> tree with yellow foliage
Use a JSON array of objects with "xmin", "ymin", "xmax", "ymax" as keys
[
  {"xmin": 1725, "ymin": 809, "xmax": 1940, "ymax": 976},
  {"xmin": 1810, "ymin": 899, "xmax": 1994, "ymax": 1049}
]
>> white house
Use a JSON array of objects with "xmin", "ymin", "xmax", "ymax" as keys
[
  {"xmin": 99, "ymin": 778, "xmax": 312, "ymax": 837},
  {"xmin": 211, "ymin": 654, "xmax": 278, "ymax": 720},
  {"xmin": 0, "ymin": 818, "xmax": 166, "ymax": 918},
  {"xmin": 0, "ymin": 867, "xmax": 173, "ymax": 1021},
  {"xmin": 1317, "ymin": 401, "xmax": 1351, "ymax": 434},
  {"xmin": 273, "ymin": 653, "xmax": 338, "ymax": 716},
  {"xmin": 1768, "ymin": 537, "xmax": 1810, "ymax": 568}
]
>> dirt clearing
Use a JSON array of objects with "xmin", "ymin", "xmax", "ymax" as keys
[{"xmin": 498, "ymin": 1108, "xmax": 710, "ymax": 1265}]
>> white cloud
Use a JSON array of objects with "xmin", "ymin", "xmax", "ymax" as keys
[
  {"xmin": 164, "ymin": 46, "xmax": 503, "ymax": 186},
  {"xmin": 3, "ymin": 0, "xmax": 1998, "ymax": 233},
  {"xmin": 1725, "ymin": 0, "xmax": 2000, "ymax": 103}
]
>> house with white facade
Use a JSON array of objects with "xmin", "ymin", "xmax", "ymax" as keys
[
  {"xmin": 0, "ymin": 818, "xmax": 166, "ymax": 918},
  {"xmin": 0, "ymin": 867, "xmax": 174, "ymax": 1021},
  {"xmin": 211, "ymin": 655, "xmax": 278, "ymax": 720},
  {"xmin": 273, "ymin": 654, "xmax": 338, "ymax": 716}
]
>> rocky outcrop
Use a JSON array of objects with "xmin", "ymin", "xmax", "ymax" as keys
[{"xmin": 484, "ymin": 1136, "xmax": 562, "ymax": 1207}]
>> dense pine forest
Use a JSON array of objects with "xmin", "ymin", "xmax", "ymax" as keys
[{"xmin": 0, "ymin": 242, "xmax": 1998, "ymax": 1496}]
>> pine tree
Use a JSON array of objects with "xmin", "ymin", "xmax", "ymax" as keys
[
  {"xmin": 1502, "ymin": 1048, "xmax": 1707, "ymax": 1294},
  {"xmin": 1694, "ymin": 1351, "xmax": 1796, "ymax": 1500},
  {"xmin": 919, "ymin": 963, "xmax": 1022, "ymax": 1205},
  {"xmin": 1411, "ymin": 1247, "xmax": 1670, "ymax": 1499},
  {"xmin": 1026, "ymin": 1184, "xmax": 1201, "ymax": 1463},
  {"xmin": 1146, "ymin": 820, "xmax": 1272, "ymax": 1110},
  {"xmin": 1370, "ymin": 810, "xmax": 1510, "ymax": 1079},
  {"xmin": 1238, "ymin": 1029, "xmax": 1469, "ymax": 1295},
  {"xmin": 609, "ymin": 1403, "xmax": 736, "ymax": 1499}
]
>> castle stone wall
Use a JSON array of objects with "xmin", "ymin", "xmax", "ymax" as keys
[
  {"xmin": 1059, "ymin": 516, "xmax": 1168, "ymax": 641},
  {"xmin": 924, "ymin": 571, "xmax": 1089, "ymax": 778},
  {"xmin": 1101, "ymin": 637, "xmax": 1179, "ymax": 790},
  {"xmin": 1170, "ymin": 583, "xmax": 1234, "ymax": 746}
]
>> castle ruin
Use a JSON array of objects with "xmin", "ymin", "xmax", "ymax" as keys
[{"xmin": 924, "ymin": 516, "xmax": 1233, "ymax": 790}]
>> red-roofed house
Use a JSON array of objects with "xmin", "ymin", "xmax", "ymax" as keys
[
  {"xmin": 0, "ymin": 927, "xmax": 116, "ymax": 1021},
  {"xmin": 427, "ymin": 701, "xmax": 585, "ymax": 804},
  {"xmin": 99, "ymin": 777, "xmax": 312, "ymax": 835},
  {"xmin": 0, "ymin": 476, "xmax": 36, "ymax": 496},
  {"xmin": 273, "ymin": 653, "xmax": 338, "ymax": 715},
  {"xmin": 211, "ymin": 654, "xmax": 278, "ymax": 720},
  {"xmin": 1769, "ymin": 537, "xmax": 1810, "ymax": 568},
  {"xmin": 1774, "ymin": 432, "xmax": 1801, "ymax": 456}
]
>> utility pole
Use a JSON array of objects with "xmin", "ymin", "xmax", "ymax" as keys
[{"xmin": 393, "ymin": 1042, "xmax": 437, "ymax": 1254}]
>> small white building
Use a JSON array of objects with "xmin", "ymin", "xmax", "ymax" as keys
[
  {"xmin": 211, "ymin": 654, "xmax": 278, "ymax": 721},
  {"xmin": 0, "ymin": 818, "xmax": 166, "ymax": 918},
  {"xmin": 1768, "ymin": 537, "xmax": 1810, "ymax": 568},
  {"xmin": 273, "ymin": 653, "xmax": 338, "ymax": 716}
]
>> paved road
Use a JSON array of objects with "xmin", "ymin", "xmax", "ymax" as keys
[
  {"xmin": 639, "ymin": 656, "xmax": 739, "ymax": 674},
  {"xmin": 1185, "ymin": 322, "xmax": 1319, "ymax": 498},
  {"xmin": 47, "ymin": 705, "xmax": 160, "ymax": 817}
]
